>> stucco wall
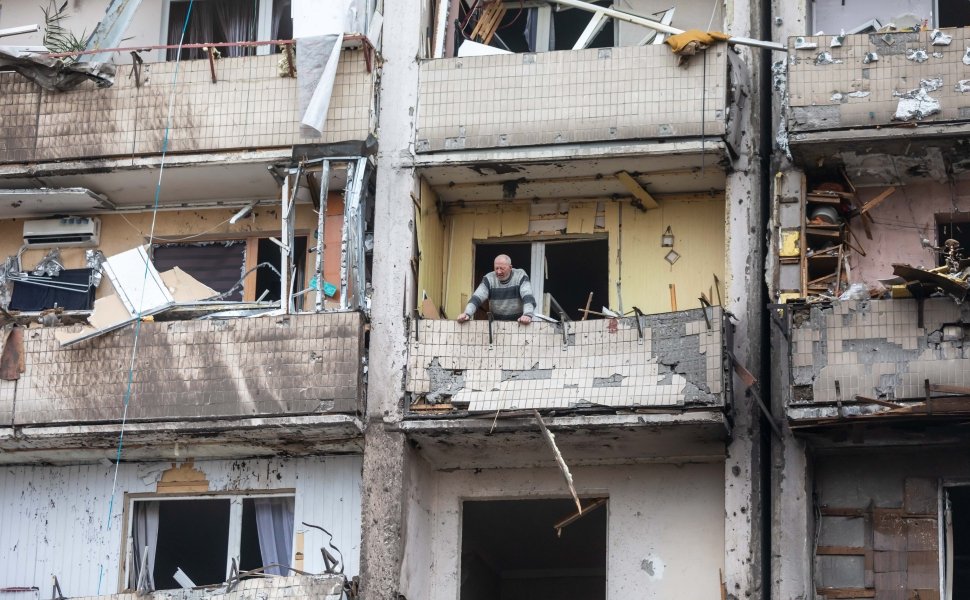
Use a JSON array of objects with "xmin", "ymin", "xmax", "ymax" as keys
[{"xmin": 410, "ymin": 462, "xmax": 725, "ymax": 600}]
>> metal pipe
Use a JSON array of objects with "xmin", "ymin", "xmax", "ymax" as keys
[
  {"xmin": 547, "ymin": 0, "xmax": 787, "ymax": 52},
  {"xmin": 339, "ymin": 161, "xmax": 356, "ymax": 310},
  {"xmin": 314, "ymin": 161, "xmax": 331, "ymax": 312},
  {"xmin": 0, "ymin": 25, "xmax": 39, "ymax": 39}
]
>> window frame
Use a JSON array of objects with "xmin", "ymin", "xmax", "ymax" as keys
[
  {"xmin": 119, "ymin": 489, "xmax": 297, "ymax": 592},
  {"xmin": 159, "ymin": 0, "xmax": 280, "ymax": 62}
]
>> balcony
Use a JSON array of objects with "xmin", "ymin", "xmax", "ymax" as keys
[
  {"xmin": 415, "ymin": 44, "xmax": 733, "ymax": 153},
  {"xmin": 782, "ymin": 298, "xmax": 970, "ymax": 426},
  {"xmin": 786, "ymin": 28, "xmax": 970, "ymax": 137},
  {"xmin": 406, "ymin": 307, "xmax": 726, "ymax": 414},
  {"xmin": 0, "ymin": 51, "xmax": 374, "ymax": 165},
  {"xmin": 0, "ymin": 311, "xmax": 365, "ymax": 462}
]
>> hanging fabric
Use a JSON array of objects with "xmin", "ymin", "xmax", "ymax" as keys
[
  {"xmin": 253, "ymin": 497, "xmax": 295, "ymax": 576},
  {"xmin": 128, "ymin": 501, "xmax": 160, "ymax": 591}
]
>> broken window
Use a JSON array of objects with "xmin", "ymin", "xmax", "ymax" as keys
[
  {"xmin": 127, "ymin": 495, "xmax": 295, "ymax": 591},
  {"xmin": 165, "ymin": 0, "xmax": 292, "ymax": 60},
  {"xmin": 937, "ymin": 218, "xmax": 970, "ymax": 269},
  {"xmin": 474, "ymin": 238, "xmax": 608, "ymax": 320},
  {"xmin": 441, "ymin": 0, "xmax": 717, "ymax": 57},
  {"xmin": 460, "ymin": 498, "xmax": 607, "ymax": 600},
  {"xmin": 151, "ymin": 237, "xmax": 308, "ymax": 304},
  {"xmin": 810, "ymin": 0, "xmax": 965, "ymax": 35}
]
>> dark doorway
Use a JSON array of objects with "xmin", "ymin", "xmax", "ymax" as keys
[
  {"xmin": 153, "ymin": 241, "xmax": 248, "ymax": 301},
  {"xmin": 256, "ymin": 236, "xmax": 307, "ymax": 303},
  {"xmin": 460, "ymin": 498, "xmax": 607, "ymax": 600},
  {"xmin": 940, "ymin": 0, "xmax": 970, "ymax": 28},
  {"xmin": 153, "ymin": 499, "xmax": 231, "ymax": 589},
  {"xmin": 544, "ymin": 239, "xmax": 609, "ymax": 320},
  {"xmin": 950, "ymin": 486, "xmax": 970, "ymax": 596}
]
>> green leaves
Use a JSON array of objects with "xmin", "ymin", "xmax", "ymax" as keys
[{"xmin": 41, "ymin": 0, "xmax": 87, "ymax": 62}]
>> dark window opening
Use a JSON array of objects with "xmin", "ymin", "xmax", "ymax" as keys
[
  {"xmin": 453, "ymin": 1, "xmax": 614, "ymax": 55},
  {"xmin": 950, "ymin": 486, "xmax": 970, "ymax": 596},
  {"xmin": 153, "ymin": 241, "xmax": 248, "ymax": 301},
  {"xmin": 167, "ymin": 0, "xmax": 293, "ymax": 60},
  {"xmin": 460, "ymin": 498, "xmax": 607, "ymax": 600},
  {"xmin": 940, "ymin": 0, "xmax": 970, "ymax": 28},
  {"xmin": 153, "ymin": 499, "xmax": 231, "ymax": 590},
  {"xmin": 544, "ymin": 239, "xmax": 608, "ymax": 321},
  {"xmin": 151, "ymin": 237, "xmax": 307, "ymax": 304},
  {"xmin": 474, "ymin": 239, "xmax": 609, "ymax": 320},
  {"xmin": 938, "ymin": 219, "xmax": 970, "ymax": 268}
]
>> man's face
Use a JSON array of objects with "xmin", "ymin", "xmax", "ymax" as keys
[{"xmin": 494, "ymin": 259, "xmax": 511, "ymax": 280}]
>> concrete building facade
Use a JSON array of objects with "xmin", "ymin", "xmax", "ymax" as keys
[{"xmin": 0, "ymin": 0, "xmax": 772, "ymax": 598}]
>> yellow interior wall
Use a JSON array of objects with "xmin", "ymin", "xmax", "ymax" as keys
[
  {"xmin": 415, "ymin": 179, "xmax": 446, "ymax": 315},
  {"xmin": 606, "ymin": 195, "xmax": 726, "ymax": 314},
  {"xmin": 438, "ymin": 195, "xmax": 726, "ymax": 319},
  {"xmin": 0, "ymin": 202, "xmax": 328, "ymax": 300},
  {"xmin": 441, "ymin": 204, "xmax": 530, "ymax": 319}
]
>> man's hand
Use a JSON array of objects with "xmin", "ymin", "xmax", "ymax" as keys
[
  {"xmin": 457, "ymin": 313, "xmax": 470, "ymax": 323},
  {"xmin": 518, "ymin": 314, "xmax": 532, "ymax": 325}
]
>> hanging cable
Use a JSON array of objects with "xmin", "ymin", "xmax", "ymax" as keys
[{"xmin": 96, "ymin": 1, "xmax": 196, "ymax": 593}]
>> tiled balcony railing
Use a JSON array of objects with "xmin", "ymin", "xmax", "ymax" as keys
[
  {"xmin": 0, "ymin": 51, "xmax": 374, "ymax": 164},
  {"xmin": 786, "ymin": 298, "xmax": 970, "ymax": 422},
  {"xmin": 0, "ymin": 312, "xmax": 364, "ymax": 426},
  {"xmin": 787, "ymin": 28, "xmax": 970, "ymax": 133},
  {"xmin": 405, "ymin": 307, "xmax": 727, "ymax": 414},
  {"xmin": 416, "ymin": 44, "xmax": 730, "ymax": 152}
]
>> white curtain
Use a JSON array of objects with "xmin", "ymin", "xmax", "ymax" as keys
[
  {"xmin": 253, "ymin": 498, "xmax": 295, "ymax": 576},
  {"xmin": 129, "ymin": 501, "xmax": 160, "ymax": 591}
]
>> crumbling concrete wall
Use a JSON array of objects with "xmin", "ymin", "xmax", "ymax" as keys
[
  {"xmin": 408, "ymin": 461, "xmax": 725, "ymax": 600},
  {"xmin": 787, "ymin": 29, "xmax": 970, "ymax": 132},
  {"xmin": 415, "ymin": 45, "xmax": 727, "ymax": 152},
  {"xmin": 788, "ymin": 298, "xmax": 970, "ymax": 414},
  {"xmin": 0, "ymin": 312, "xmax": 364, "ymax": 424},
  {"xmin": 0, "ymin": 457, "xmax": 363, "ymax": 596},
  {"xmin": 406, "ymin": 308, "xmax": 725, "ymax": 411},
  {"xmin": 0, "ymin": 52, "xmax": 373, "ymax": 163}
]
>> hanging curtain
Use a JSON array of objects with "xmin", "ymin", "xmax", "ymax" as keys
[
  {"xmin": 253, "ymin": 498, "xmax": 295, "ymax": 576},
  {"xmin": 128, "ymin": 501, "xmax": 160, "ymax": 591},
  {"xmin": 215, "ymin": 0, "xmax": 258, "ymax": 57},
  {"xmin": 272, "ymin": 0, "xmax": 293, "ymax": 53},
  {"xmin": 524, "ymin": 8, "xmax": 537, "ymax": 52},
  {"xmin": 167, "ymin": 1, "xmax": 219, "ymax": 60}
]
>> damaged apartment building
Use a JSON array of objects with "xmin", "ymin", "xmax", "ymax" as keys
[
  {"xmin": 0, "ymin": 0, "xmax": 771, "ymax": 599},
  {"xmin": 769, "ymin": 0, "xmax": 970, "ymax": 598}
]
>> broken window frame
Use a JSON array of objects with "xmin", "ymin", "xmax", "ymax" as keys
[
  {"xmin": 473, "ymin": 234, "xmax": 608, "ymax": 320},
  {"xmin": 435, "ymin": 0, "xmax": 675, "ymax": 58},
  {"xmin": 120, "ymin": 490, "xmax": 297, "ymax": 592}
]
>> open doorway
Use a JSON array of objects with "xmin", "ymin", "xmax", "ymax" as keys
[
  {"xmin": 460, "ymin": 498, "xmax": 607, "ymax": 600},
  {"xmin": 940, "ymin": 0, "xmax": 970, "ymax": 28},
  {"xmin": 474, "ymin": 238, "xmax": 609, "ymax": 320},
  {"xmin": 947, "ymin": 485, "xmax": 970, "ymax": 598}
]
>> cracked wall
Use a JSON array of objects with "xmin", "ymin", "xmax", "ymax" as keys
[
  {"xmin": 406, "ymin": 308, "xmax": 724, "ymax": 411},
  {"xmin": 0, "ymin": 312, "xmax": 364, "ymax": 425},
  {"xmin": 787, "ymin": 28, "xmax": 970, "ymax": 133},
  {"xmin": 789, "ymin": 298, "xmax": 970, "ymax": 409}
]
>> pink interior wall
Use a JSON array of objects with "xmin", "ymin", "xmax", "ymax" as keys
[{"xmin": 849, "ymin": 181, "xmax": 970, "ymax": 288}]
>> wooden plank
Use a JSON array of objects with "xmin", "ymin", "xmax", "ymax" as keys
[
  {"xmin": 929, "ymin": 384, "xmax": 970, "ymax": 395},
  {"xmin": 817, "ymin": 545, "xmax": 868, "ymax": 555},
  {"xmin": 669, "ymin": 283, "xmax": 677, "ymax": 311},
  {"xmin": 859, "ymin": 186, "xmax": 896, "ymax": 215},
  {"xmin": 615, "ymin": 171, "xmax": 659, "ymax": 209},
  {"xmin": 816, "ymin": 588, "xmax": 875, "ymax": 598},
  {"xmin": 242, "ymin": 237, "xmax": 259, "ymax": 302}
]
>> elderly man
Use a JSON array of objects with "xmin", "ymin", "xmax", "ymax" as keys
[{"xmin": 457, "ymin": 254, "xmax": 535, "ymax": 324}]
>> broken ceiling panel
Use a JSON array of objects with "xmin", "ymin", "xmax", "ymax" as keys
[{"xmin": 0, "ymin": 188, "xmax": 113, "ymax": 218}]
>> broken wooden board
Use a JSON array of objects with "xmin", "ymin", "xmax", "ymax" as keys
[
  {"xmin": 615, "ymin": 171, "xmax": 659, "ymax": 209},
  {"xmin": 892, "ymin": 264, "xmax": 970, "ymax": 302}
]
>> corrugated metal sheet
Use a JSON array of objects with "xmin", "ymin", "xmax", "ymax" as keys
[{"xmin": 0, "ymin": 456, "xmax": 362, "ymax": 596}]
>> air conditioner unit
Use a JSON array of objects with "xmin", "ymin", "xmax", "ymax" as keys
[{"xmin": 23, "ymin": 216, "xmax": 101, "ymax": 248}]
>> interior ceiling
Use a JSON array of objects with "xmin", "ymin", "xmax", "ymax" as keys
[
  {"xmin": 403, "ymin": 415, "xmax": 728, "ymax": 470},
  {"xmin": 792, "ymin": 134, "xmax": 970, "ymax": 187},
  {"xmin": 0, "ymin": 161, "xmax": 348, "ymax": 216},
  {"xmin": 418, "ymin": 151, "xmax": 728, "ymax": 204}
]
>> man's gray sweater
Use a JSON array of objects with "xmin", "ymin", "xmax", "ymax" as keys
[{"xmin": 463, "ymin": 268, "xmax": 536, "ymax": 320}]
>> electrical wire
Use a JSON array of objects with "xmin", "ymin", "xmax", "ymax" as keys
[
  {"xmin": 97, "ymin": 1, "xmax": 196, "ymax": 593},
  {"xmin": 117, "ymin": 211, "xmax": 235, "ymax": 242}
]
